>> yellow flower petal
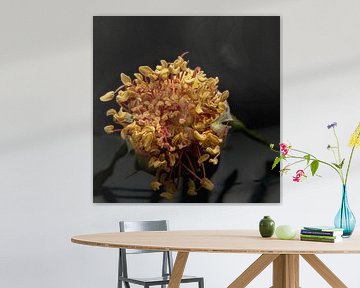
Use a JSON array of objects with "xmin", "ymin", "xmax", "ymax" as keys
[
  {"xmin": 121, "ymin": 122, "xmax": 138, "ymax": 139},
  {"xmin": 184, "ymin": 77, "xmax": 194, "ymax": 84},
  {"xmin": 174, "ymin": 57, "xmax": 183, "ymax": 67},
  {"xmin": 193, "ymin": 130, "xmax": 207, "ymax": 141},
  {"xmin": 143, "ymin": 126, "xmax": 155, "ymax": 132},
  {"xmin": 142, "ymin": 132, "xmax": 154, "ymax": 149},
  {"xmin": 193, "ymin": 122, "xmax": 206, "ymax": 131},
  {"xmin": 104, "ymin": 125, "xmax": 114, "ymax": 134},
  {"xmin": 200, "ymin": 91, "xmax": 211, "ymax": 99},
  {"xmin": 200, "ymin": 178, "xmax": 214, "ymax": 191},
  {"xmin": 192, "ymin": 80, "xmax": 200, "ymax": 89},
  {"xmin": 160, "ymin": 192, "xmax": 174, "ymax": 200},
  {"xmin": 205, "ymin": 132, "xmax": 221, "ymax": 146},
  {"xmin": 206, "ymin": 145, "xmax": 220, "ymax": 155},
  {"xmin": 164, "ymin": 181, "xmax": 177, "ymax": 194},
  {"xmin": 197, "ymin": 74, "xmax": 207, "ymax": 82},
  {"xmin": 106, "ymin": 109, "xmax": 117, "ymax": 116},
  {"xmin": 116, "ymin": 91, "xmax": 129, "ymax": 103},
  {"xmin": 152, "ymin": 160, "xmax": 167, "ymax": 169},
  {"xmin": 187, "ymin": 179, "xmax": 197, "ymax": 196},
  {"xmin": 100, "ymin": 91, "xmax": 115, "ymax": 102},
  {"xmin": 349, "ymin": 122, "xmax": 360, "ymax": 148},
  {"xmin": 113, "ymin": 108, "xmax": 127, "ymax": 123},
  {"xmin": 195, "ymin": 103, "xmax": 204, "ymax": 114},
  {"xmin": 198, "ymin": 154, "xmax": 210, "ymax": 165},
  {"xmin": 148, "ymin": 74, "xmax": 158, "ymax": 81},
  {"xmin": 120, "ymin": 73, "xmax": 132, "ymax": 86},
  {"xmin": 180, "ymin": 61, "xmax": 188, "ymax": 71},
  {"xmin": 160, "ymin": 60, "xmax": 168, "ymax": 68},
  {"xmin": 168, "ymin": 152, "xmax": 177, "ymax": 167},
  {"xmin": 169, "ymin": 66, "xmax": 180, "ymax": 75},
  {"xmin": 220, "ymin": 90, "xmax": 229, "ymax": 101},
  {"xmin": 139, "ymin": 66, "xmax": 154, "ymax": 77},
  {"xmin": 134, "ymin": 73, "xmax": 143, "ymax": 81},
  {"xmin": 150, "ymin": 180, "xmax": 162, "ymax": 191}
]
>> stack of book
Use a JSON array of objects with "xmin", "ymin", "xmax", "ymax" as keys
[{"xmin": 300, "ymin": 226, "xmax": 344, "ymax": 243}]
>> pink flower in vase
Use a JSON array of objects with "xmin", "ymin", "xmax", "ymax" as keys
[
  {"xmin": 293, "ymin": 170, "xmax": 306, "ymax": 182},
  {"xmin": 279, "ymin": 143, "xmax": 289, "ymax": 156}
]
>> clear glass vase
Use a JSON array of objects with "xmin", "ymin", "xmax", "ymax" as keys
[{"xmin": 334, "ymin": 185, "xmax": 356, "ymax": 237}]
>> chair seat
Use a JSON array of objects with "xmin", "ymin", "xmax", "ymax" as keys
[{"xmin": 119, "ymin": 275, "xmax": 202, "ymax": 285}]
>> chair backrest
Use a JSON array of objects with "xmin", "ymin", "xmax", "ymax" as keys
[
  {"xmin": 120, "ymin": 220, "xmax": 168, "ymax": 232},
  {"xmin": 118, "ymin": 220, "xmax": 173, "ymax": 281},
  {"xmin": 119, "ymin": 220, "xmax": 169, "ymax": 254}
]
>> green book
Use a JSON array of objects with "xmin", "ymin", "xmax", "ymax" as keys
[
  {"xmin": 300, "ymin": 234, "xmax": 339, "ymax": 240},
  {"xmin": 300, "ymin": 236, "xmax": 342, "ymax": 243}
]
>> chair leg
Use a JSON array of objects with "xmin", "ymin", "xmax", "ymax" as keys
[
  {"xmin": 118, "ymin": 250, "xmax": 122, "ymax": 288},
  {"xmin": 198, "ymin": 278, "xmax": 204, "ymax": 288}
]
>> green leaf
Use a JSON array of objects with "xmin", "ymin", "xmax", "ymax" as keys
[
  {"xmin": 339, "ymin": 158, "xmax": 345, "ymax": 169},
  {"xmin": 332, "ymin": 159, "xmax": 345, "ymax": 169},
  {"xmin": 310, "ymin": 160, "xmax": 319, "ymax": 176},
  {"xmin": 270, "ymin": 143, "xmax": 274, "ymax": 149},
  {"xmin": 304, "ymin": 154, "xmax": 311, "ymax": 164},
  {"xmin": 271, "ymin": 157, "xmax": 281, "ymax": 170},
  {"xmin": 332, "ymin": 163, "xmax": 340, "ymax": 169}
]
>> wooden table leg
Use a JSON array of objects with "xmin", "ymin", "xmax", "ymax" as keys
[
  {"xmin": 168, "ymin": 252, "xmax": 189, "ymax": 288},
  {"xmin": 301, "ymin": 254, "xmax": 347, "ymax": 288},
  {"xmin": 288, "ymin": 255, "xmax": 299, "ymax": 287},
  {"xmin": 228, "ymin": 254, "xmax": 279, "ymax": 288},
  {"xmin": 272, "ymin": 254, "xmax": 299, "ymax": 288}
]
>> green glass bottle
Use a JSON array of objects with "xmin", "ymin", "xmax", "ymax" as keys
[{"xmin": 259, "ymin": 216, "xmax": 275, "ymax": 238}]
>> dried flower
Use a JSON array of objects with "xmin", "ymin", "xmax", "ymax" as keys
[{"xmin": 101, "ymin": 54, "xmax": 231, "ymax": 198}]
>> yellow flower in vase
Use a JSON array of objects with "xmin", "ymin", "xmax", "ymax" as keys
[{"xmin": 349, "ymin": 122, "xmax": 360, "ymax": 148}]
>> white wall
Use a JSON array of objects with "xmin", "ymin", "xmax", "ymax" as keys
[{"xmin": 1, "ymin": 0, "xmax": 360, "ymax": 287}]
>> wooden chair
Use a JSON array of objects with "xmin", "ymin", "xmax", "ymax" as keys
[{"xmin": 118, "ymin": 220, "xmax": 204, "ymax": 288}]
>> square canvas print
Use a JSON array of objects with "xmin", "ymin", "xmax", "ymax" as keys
[{"xmin": 93, "ymin": 16, "xmax": 280, "ymax": 203}]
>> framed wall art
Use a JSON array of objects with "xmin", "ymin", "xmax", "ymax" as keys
[{"xmin": 93, "ymin": 16, "xmax": 280, "ymax": 203}]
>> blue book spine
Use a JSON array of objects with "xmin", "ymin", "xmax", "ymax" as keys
[{"xmin": 300, "ymin": 230, "xmax": 335, "ymax": 236}]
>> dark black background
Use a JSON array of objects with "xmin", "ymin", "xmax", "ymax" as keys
[{"xmin": 93, "ymin": 16, "xmax": 280, "ymax": 134}]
